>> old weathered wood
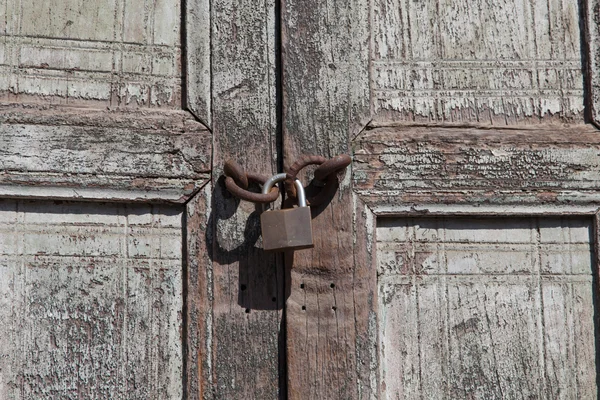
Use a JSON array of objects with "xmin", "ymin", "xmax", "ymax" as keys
[
  {"xmin": 0, "ymin": 0, "xmax": 212, "ymax": 396},
  {"xmin": 0, "ymin": 0, "xmax": 191, "ymax": 109},
  {"xmin": 372, "ymin": 0, "xmax": 584, "ymax": 124},
  {"xmin": 377, "ymin": 216, "xmax": 597, "ymax": 399},
  {"xmin": 207, "ymin": 0, "xmax": 283, "ymax": 398},
  {"xmin": 587, "ymin": 0, "xmax": 600, "ymax": 125},
  {"xmin": 185, "ymin": 0, "xmax": 211, "ymax": 126},
  {"xmin": 281, "ymin": 0, "xmax": 371, "ymax": 398},
  {"xmin": 354, "ymin": 124, "xmax": 600, "ymax": 207},
  {"xmin": 285, "ymin": 0, "xmax": 596, "ymax": 397},
  {"xmin": 0, "ymin": 107, "xmax": 210, "ymax": 202},
  {"xmin": 353, "ymin": 193, "xmax": 379, "ymax": 399},
  {"xmin": 0, "ymin": 199, "xmax": 185, "ymax": 398},
  {"xmin": 185, "ymin": 184, "xmax": 211, "ymax": 400}
]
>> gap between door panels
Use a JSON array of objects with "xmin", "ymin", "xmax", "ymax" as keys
[{"xmin": 274, "ymin": 0, "xmax": 288, "ymax": 397}]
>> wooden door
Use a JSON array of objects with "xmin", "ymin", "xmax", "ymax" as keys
[
  {"xmin": 0, "ymin": 0, "xmax": 215, "ymax": 397},
  {"xmin": 0, "ymin": 0, "xmax": 290, "ymax": 397},
  {"xmin": 4, "ymin": 0, "xmax": 600, "ymax": 399},
  {"xmin": 281, "ymin": 0, "xmax": 600, "ymax": 399}
]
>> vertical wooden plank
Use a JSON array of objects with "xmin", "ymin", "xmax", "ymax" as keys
[
  {"xmin": 378, "ymin": 279, "xmax": 420, "ymax": 398},
  {"xmin": 587, "ymin": 0, "xmax": 600, "ymax": 125},
  {"xmin": 210, "ymin": 0, "xmax": 282, "ymax": 398},
  {"xmin": 186, "ymin": 184, "xmax": 211, "ymax": 400},
  {"xmin": 281, "ymin": 0, "xmax": 371, "ymax": 398},
  {"xmin": 185, "ymin": 0, "xmax": 211, "ymax": 126},
  {"xmin": 353, "ymin": 195, "xmax": 379, "ymax": 400}
]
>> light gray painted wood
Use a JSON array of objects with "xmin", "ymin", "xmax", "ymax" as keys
[
  {"xmin": 0, "ymin": 0, "xmax": 187, "ymax": 108},
  {"xmin": 587, "ymin": 0, "xmax": 600, "ymax": 125},
  {"xmin": 0, "ymin": 107, "xmax": 210, "ymax": 202},
  {"xmin": 377, "ymin": 216, "xmax": 597, "ymax": 399},
  {"xmin": 0, "ymin": 200, "xmax": 184, "ymax": 399},
  {"xmin": 354, "ymin": 124, "xmax": 600, "ymax": 207},
  {"xmin": 185, "ymin": 0, "xmax": 211, "ymax": 126},
  {"xmin": 372, "ymin": 0, "xmax": 585, "ymax": 124}
]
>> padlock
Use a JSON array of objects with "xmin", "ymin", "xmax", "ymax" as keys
[{"xmin": 260, "ymin": 173, "xmax": 314, "ymax": 251}]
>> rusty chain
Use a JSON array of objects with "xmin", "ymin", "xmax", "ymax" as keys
[
  {"xmin": 284, "ymin": 154, "xmax": 351, "ymax": 206},
  {"xmin": 223, "ymin": 154, "xmax": 351, "ymax": 206},
  {"xmin": 223, "ymin": 159, "xmax": 280, "ymax": 203}
]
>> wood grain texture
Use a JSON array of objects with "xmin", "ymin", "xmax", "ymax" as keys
[
  {"xmin": 0, "ymin": 107, "xmax": 209, "ymax": 202},
  {"xmin": 354, "ymin": 124, "xmax": 600, "ymax": 207},
  {"xmin": 353, "ymin": 193, "xmax": 379, "ymax": 399},
  {"xmin": 377, "ymin": 216, "xmax": 598, "ymax": 399},
  {"xmin": 185, "ymin": 0, "xmax": 211, "ymax": 126},
  {"xmin": 0, "ymin": 0, "xmax": 185, "ymax": 108},
  {"xmin": 208, "ymin": 0, "xmax": 283, "ymax": 398},
  {"xmin": 281, "ymin": 0, "xmax": 371, "ymax": 398},
  {"xmin": 185, "ymin": 184, "xmax": 211, "ymax": 400},
  {"xmin": 0, "ymin": 199, "xmax": 185, "ymax": 399},
  {"xmin": 587, "ymin": 0, "xmax": 600, "ymax": 125},
  {"xmin": 372, "ymin": 0, "xmax": 585, "ymax": 124}
]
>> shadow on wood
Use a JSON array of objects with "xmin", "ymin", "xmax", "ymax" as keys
[{"xmin": 206, "ymin": 176, "xmax": 287, "ymax": 311}]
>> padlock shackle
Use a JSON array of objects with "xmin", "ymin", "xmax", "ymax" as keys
[{"xmin": 262, "ymin": 173, "xmax": 307, "ymax": 207}]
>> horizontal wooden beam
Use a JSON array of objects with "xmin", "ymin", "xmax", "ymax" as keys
[
  {"xmin": 0, "ymin": 106, "xmax": 211, "ymax": 202},
  {"xmin": 354, "ymin": 124, "xmax": 600, "ymax": 207}
]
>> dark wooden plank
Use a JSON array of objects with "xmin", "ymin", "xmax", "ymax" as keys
[
  {"xmin": 281, "ymin": 0, "xmax": 370, "ymax": 398},
  {"xmin": 208, "ymin": 0, "xmax": 283, "ymax": 398}
]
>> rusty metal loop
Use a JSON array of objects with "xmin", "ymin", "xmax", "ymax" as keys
[
  {"xmin": 223, "ymin": 154, "xmax": 351, "ymax": 206},
  {"xmin": 223, "ymin": 159, "xmax": 249, "ymax": 189},
  {"xmin": 284, "ymin": 154, "xmax": 351, "ymax": 207},
  {"xmin": 314, "ymin": 154, "xmax": 352, "ymax": 181},
  {"xmin": 224, "ymin": 173, "xmax": 279, "ymax": 204},
  {"xmin": 284, "ymin": 155, "xmax": 327, "ymax": 199},
  {"xmin": 286, "ymin": 155, "xmax": 328, "ymax": 181}
]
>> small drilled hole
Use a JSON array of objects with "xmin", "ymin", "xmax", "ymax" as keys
[
  {"xmin": 330, "ymin": 283, "xmax": 335, "ymax": 288},
  {"xmin": 271, "ymin": 297, "xmax": 277, "ymax": 302},
  {"xmin": 245, "ymin": 308, "xmax": 250, "ymax": 314},
  {"xmin": 240, "ymin": 284, "xmax": 247, "ymax": 291},
  {"xmin": 301, "ymin": 305, "xmax": 306, "ymax": 311},
  {"xmin": 300, "ymin": 283, "xmax": 305, "ymax": 289},
  {"xmin": 332, "ymin": 306, "xmax": 337, "ymax": 311}
]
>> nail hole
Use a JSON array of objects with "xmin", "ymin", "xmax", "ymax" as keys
[
  {"xmin": 271, "ymin": 297, "xmax": 277, "ymax": 302},
  {"xmin": 332, "ymin": 306, "xmax": 337, "ymax": 311},
  {"xmin": 240, "ymin": 284, "xmax": 247, "ymax": 291},
  {"xmin": 300, "ymin": 283, "xmax": 305, "ymax": 289},
  {"xmin": 330, "ymin": 283, "xmax": 335, "ymax": 288},
  {"xmin": 301, "ymin": 305, "xmax": 306, "ymax": 311},
  {"xmin": 245, "ymin": 308, "xmax": 250, "ymax": 314}
]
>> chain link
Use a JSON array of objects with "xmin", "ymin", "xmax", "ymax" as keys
[
  {"xmin": 223, "ymin": 160, "xmax": 280, "ymax": 203},
  {"xmin": 284, "ymin": 154, "xmax": 351, "ymax": 206},
  {"xmin": 223, "ymin": 154, "xmax": 351, "ymax": 206}
]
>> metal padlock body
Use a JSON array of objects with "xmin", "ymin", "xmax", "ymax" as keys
[{"xmin": 260, "ymin": 174, "xmax": 314, "ymax": 251}]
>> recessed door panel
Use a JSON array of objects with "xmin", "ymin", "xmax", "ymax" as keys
[
  {"xmin": 0, "ymin": 199, "xmax": 183, "ymax": 399},
  {"xmin": 377, "ymin": 216, "xmax": 597, "ymax": 399}
]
